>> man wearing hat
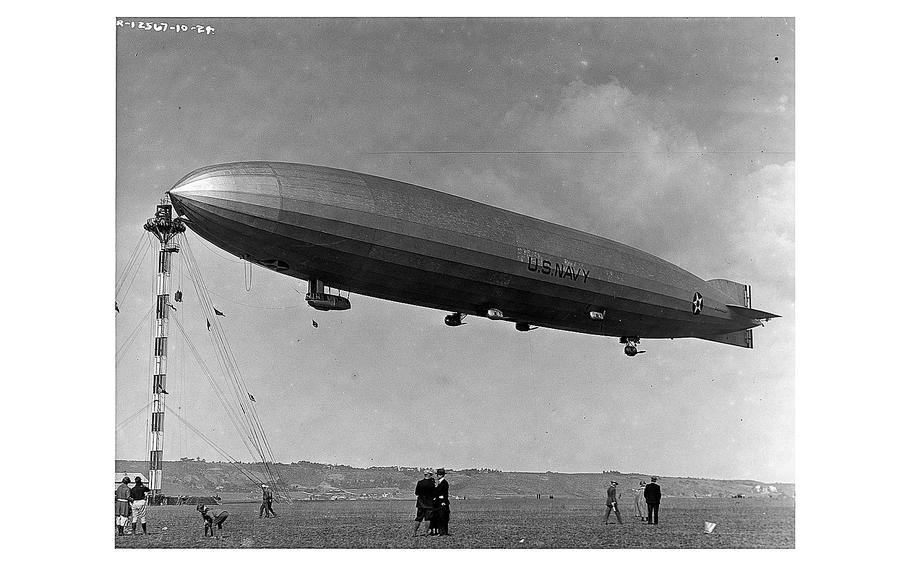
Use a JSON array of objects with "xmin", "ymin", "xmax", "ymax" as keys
[
  {"xmin": 130, "ymin": 476, "xmax": 151, "ymax": 535},
  {"xmin": 259, "ymin": 484, "xmax": 277, "ymax": 518},
  {"xmin": 413, "ymin": 470, "xmax": 436, "ymax": 536},
  {"xmin": 115, "ymin": 476, "xmax": 131, "ymax": 536},
  {"xmin": 433, "ymin": 468, "xmax": 451, "ymax": 536},
  {"xmin": 604, "ymin": 480, "xmax": 623, "ymax": 524},
  {"xmin": 644, "ymin": 476, "xmax": 662, "ymax": 525}
]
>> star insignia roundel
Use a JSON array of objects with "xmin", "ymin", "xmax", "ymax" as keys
[{"xmin": 692, "ymin": 292, "xmax": 703, "ymax": 315}]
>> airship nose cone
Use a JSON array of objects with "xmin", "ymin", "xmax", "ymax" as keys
[
  {"xmin": 167, "ymin": 162, "xmax": 282, "ymax": 223},
  {"xmin": 166, "ymin": 185, "xmax": 190, "ymax": 214}
]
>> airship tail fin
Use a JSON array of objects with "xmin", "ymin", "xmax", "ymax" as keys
[
  {"xmin": 696, "ymin": 329, "xmax": 754, "ymax": 349},
  {"xmin": 708, "ymin": 279, "xmax": 780, "ymax": 320},
  {"xmin": 726, "ymin": 305, "xmax": 781, "ymax": 321},
  {"xmin": 707, "ymin": 278, "xmax": 751, "ymax": 307}
]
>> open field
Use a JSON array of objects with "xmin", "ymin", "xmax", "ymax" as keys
[{"xmin": 114, "ymin": 496, "xmax": 794, "ymax": 548}]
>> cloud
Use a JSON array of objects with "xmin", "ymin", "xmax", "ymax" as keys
[{"xmin": 451, "ymin": 81, "xmax": 794, "ymax": 308}]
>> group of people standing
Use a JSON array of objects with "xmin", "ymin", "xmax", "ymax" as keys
[
  {"xmin": 413, "ymin": 468, "xmax": 451, "ymax": 536},
  {"xmin": 117, "ymin": 468, "xmax": 666, "ymax": 542},
  {"xmin": 116, "ymin": 479, "xmax": 275, "ymax": 540},
  {"xmin": 114, "ymin": 476, "xmax": 152, "ymax": 536},
  {"xmin": 606, "ymin": 476, "xmax": 662, "ymax": 525}
]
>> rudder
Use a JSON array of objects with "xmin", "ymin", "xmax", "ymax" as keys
[
  {"xmin": 696, "ymin": 329, "xmax": 753, "ymax": 349},
  {"xmin": 707, "ymin": 278, "xmax": 751, "ymax": 307}
]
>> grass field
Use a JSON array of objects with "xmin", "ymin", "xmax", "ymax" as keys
[{"xmin": 114, "ymin": 496, "xmax": 794, "ymax": 549}]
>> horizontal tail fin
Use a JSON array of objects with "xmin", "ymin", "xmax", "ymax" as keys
[
  {"xmin": 726, "ymin": 304, "xmax": 780, "ymax": 321},
  {"xmin": 696, "ymin": 329, "xmax": 754, "ymax": 349}
]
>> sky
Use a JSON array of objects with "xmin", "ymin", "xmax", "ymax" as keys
[{"xmin": 115, "ymin": 17, "xmax": 794, "ymax": 482}]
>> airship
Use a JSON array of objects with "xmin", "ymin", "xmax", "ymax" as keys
[{"xmin": 168, "ymin": 161, "xmax": 778, "ymax": 356}]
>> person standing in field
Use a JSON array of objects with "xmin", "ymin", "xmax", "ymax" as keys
[
  {"xmin": 130, "ymin": 476, "xmax": 151, "ymax": 535},
  {"xmin": 260, "ymin": 484, "xmax": 278, "ymax": 518},
  {"xmin": 644, "ymin": 476, "xmax": 662, "ymax": 525},
  {"xmin": 433, "ymin": 468, "xmax": 451, "ymax": 536},
  {"xmin": 413, "ymin": 470, "xmax": 436, "ymax": 537},
  {"xmin": 115, "ymin": 476, "xmax": 131, "ymax": 536},
  {"xmin": 634, "ymin": 481, "xmax": 647, "ymax": 521},
  {"xmin": 265, "ymin": 487, "xmax": 279, "ymax": 518},
  {"xmin": 604, "ymin": 480, "xmax": 623, "ymax": 524}
]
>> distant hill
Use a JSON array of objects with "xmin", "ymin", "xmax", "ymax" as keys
[{"xmin": 115, "ymin": 459, "xmax": 794, "ymax": 500}]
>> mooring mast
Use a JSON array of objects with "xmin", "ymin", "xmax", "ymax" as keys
[{"xmin": 143, "ymin": 198, "xmax": 185, "ymax": 503}]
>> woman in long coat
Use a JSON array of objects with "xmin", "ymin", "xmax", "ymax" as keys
[
  {"xmin": 634, "ymin": 481, "xmax": 647, "ymax": 521},
  {"xmin": 115, "ymin": 477, "xmax": 132, "ymax": 535}
]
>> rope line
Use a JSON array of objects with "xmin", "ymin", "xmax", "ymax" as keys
[
  {"xmin": 171, "ymin": 315, "xmax": 269, "ymax": 470},
  {"xmin": 165, "ymin": 406, "xmax": 266, "ymax": 487},
  {"xmin": 116, "ymin": 232, "xmax": 149, "ymax": 296},
  {"xmin": 178, "ymin": 234, "xmax": 289, "ymax": 498},
  {"xmin": 116, "ymin": 307, "xmax": 153, "ymax": 365},
  {"xmin": 115, "ymin": 233, "xmax": 152, "ymax": 308},
  {"xmin": 188, "ymin": 231, "xmax": 245, "ymax": 264},
  {"xmin": 116, "ymin": 401, "xmax": 153, "ymax": 432},
  {"xmin": 206, "ymin": 289, "xmax": 303, "ymax": 311}
]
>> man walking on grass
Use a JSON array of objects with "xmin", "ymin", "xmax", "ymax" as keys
[
  {"xmin": 605, "ymin": 480, "xmax": 623, "ymax": 525},
  {"xmin": 260, "ymin": 484, "xmax": 278, "ymax": 518}
]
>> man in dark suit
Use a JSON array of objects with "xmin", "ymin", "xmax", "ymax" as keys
[
  {"xmin": 644, "ymin": 476, "xmax": 662, "ymax": 525},
  {"xmin": 604, "ymin": 480, "xmax": 622, "ymax": 524},
  {"xmin": 259, "ymin": 484, "xmax": 278, "ymax": 518},
  {"xmin": 413, "ymin": 470, "xmax": 436, "ymax": 536},
  {"xmin": 433, "ymin": 468, "xmax": 451, "ymax": 536}
]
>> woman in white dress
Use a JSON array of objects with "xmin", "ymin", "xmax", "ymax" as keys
[{"xmin": 634, "ymin": 481, "xmax": 647, "ymax": 521}]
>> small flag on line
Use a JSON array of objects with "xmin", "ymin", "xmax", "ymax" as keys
[{"xmin": 248, "ymin": 393, "xmax": 256, "ymax": 403}]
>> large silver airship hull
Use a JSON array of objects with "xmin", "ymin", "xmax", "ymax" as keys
[{"xmin": 168, "ymin": 161, "xmax": 778, "ymax": 351}]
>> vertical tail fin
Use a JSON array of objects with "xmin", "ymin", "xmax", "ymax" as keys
[
  {"xmin": 707, "ymin": 278, "xmax": 751, "ymax": 307},
  {"xmin": 697, "ymin": 329, "xmax": 754, "ymax": 348}
]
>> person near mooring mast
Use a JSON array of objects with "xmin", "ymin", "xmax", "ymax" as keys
[
  {"xmin": 129, "ymin": 476, "xmax": 151, "ymax": 535},
  {"xmin": 115, "ymin": 477, "xmax": 131, "ymax": 536}
]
